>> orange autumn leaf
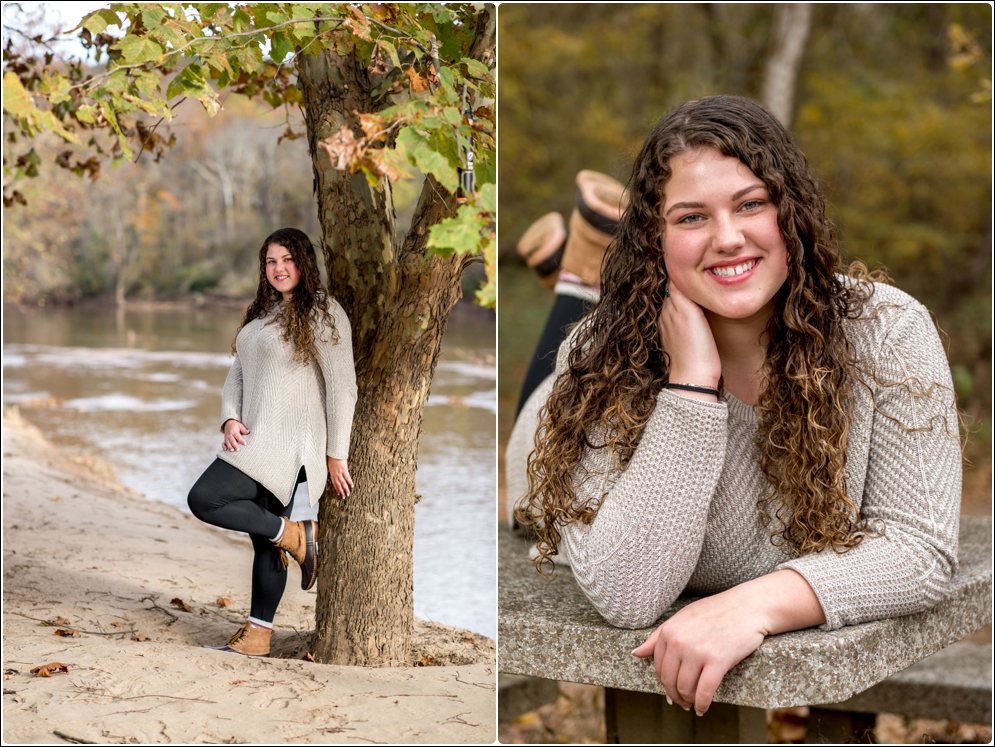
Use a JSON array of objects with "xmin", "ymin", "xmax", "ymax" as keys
[
  {"xmin": 405, "ymin": 66, "xmax": 429, "ymax": 92},
  {"xmin": 216, "ymin": 597, "xmax": 231, "ymax": 609},
  {"xmin": 31, "ymin": 662, "xmax": 69, "ymax": 677},
  {"xmin": 302, "ymin": 652, "xmax": 316, "ymax": 662},
  {"xmin": 111, "ymin": 621, "xmax": 122, "ymax": 627},
  {"xmin": 170, "ymin": 598, "xmax": 195, "ymax": 613},
  {"xmin": 417, "ymin": 655, "xmax": 439, "ymax": 666},
  {"xmin": 40, "ymin": 617, "xmax": 71, "ymax": 626},
  {"xmin": 132, "ymin": 633, "xmax": 149, "ymax": 642},
  {"xmin": 53, "ymin": 628, "xmax": 80, "ymax": 637}
]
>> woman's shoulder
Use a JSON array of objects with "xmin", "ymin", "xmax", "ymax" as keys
[{"xmin": 842, "ymin": 278, "xmax": 942, "ymax": 363}]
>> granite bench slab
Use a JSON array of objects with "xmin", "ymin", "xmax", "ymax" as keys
[{"xmin": 498, "ymin": 516, "xmax": 992, "ymax": 709}]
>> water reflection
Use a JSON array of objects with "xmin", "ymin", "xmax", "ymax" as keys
[{"xmin": 2, "ymin": 304, "xmax": 496, "ymax": 638}]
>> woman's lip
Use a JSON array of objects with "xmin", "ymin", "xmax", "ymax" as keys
[{"xmin": 706, "ymin": 257, "xmax": 761, "ymax": 284}]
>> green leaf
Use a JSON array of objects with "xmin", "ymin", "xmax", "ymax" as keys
[
  {"xmin": 397, "ymin": 126, "xmax": 458, "ymax": 192},
  {"xmin": 479, "ymin": 182, "xmax": 496, "ymax": 214},
  {"xmin": 75, "ymin": 104, "xmax": 97, "ymax": 124},
  {"xmin": 442, "ymin": 106, "xmax": 462, "ymax": 126},
  {"xmin": 39, "ymin": 72, "xmax": 72, "ymax": 104},
  {"xmin": 3, "ymin": 73, "xmax": 34, "ymax": 119},
  {"xmin": 2, "ymin": 73, "xmax": 79, "ymax": 144},
  {"xmin": 199, "ymin": 4, "xmax": 229, "ymax": 25},
  {"xmin": 233, "ymin": 8, "xmax": 252, "ymax": 32},
  {"xmin": 474, "ymin": 236, "xmax": 496, "ymax": 308},
  {"xmin": 426, "ymin": 205, "xmax": 487, "ymax": 257},
  {"xmin": 114, "ymin": 35, "xmax": 165, "ymax": 65},
  {"xmin": 141, "ymin": 5, "xmax": 167, "ymax": 28},
  {"xmin": 270, "ymin": 30, "xmax": 294, "ymax": 63},
  {"xmin": 99, "ymin": 101, "xmax": 132, "ymax": 160},
  {"xmin": 133, "ymin": 70, "xmax": 162, "ymax": 98},
  {"xmin": 80, "ymin": 11, "xmax": 108, "ymax": 34},
  {"xmin": 165, "ymin": 64, "xmax": 220, "ymax": 116},
  {"xmin": 230, "ymin": 45, "xmax": 264, "ymax": 75},
  {"xmin": 150, "ymin": 23, "xmax": 186, "ymax": 51},
  {"xmin": 460, "ymin": 57, "xmax": 490, "ymax": 79},
  {"xmin": 77, "ymin": 9, "xmax": 120, "ymax": 34},
  {"xmin": 104, "ymin": 69, "xmax": 129, "ymax": 93},
  {"xmin": 264, "ymin": 8, "xmax": 290, "ymax": 27}
]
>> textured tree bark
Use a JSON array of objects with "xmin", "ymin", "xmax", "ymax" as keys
[
  {"xmin": 296, "ymin": 44, "xmax": 470, "ymax": 666},
  {"xmin": 760, "ymin": 3, "xmax": 813, "ymax": 127}
]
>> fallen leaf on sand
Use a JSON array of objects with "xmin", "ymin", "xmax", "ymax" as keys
[
  {"xmin": 417, "ymin": 655, "xmax": 440, "ymax": 667},
  {"xmin": 302, "ymin": 653, "xmax": 315, "ymax": 662},
  {"xmin": 463, "ymin": 632, "xmax": 475, "ymax": 642},
  {"xmin": 31, "ymin": 663, "xmax": 69, "ymax": 677},
  {"xmin": 111, "ymin": 621, "xmax": 122, "ymax": 627},
  {"xmin": 231, "ymin": 679, "xmax": 246, "ymax": 685},
  {"xmin": 51, "ymin": 495, "xmax": 62, "ymax": 502},
  {"xmin": 132, "ymin": 633, "xmax": 149, "ymax": 642},
  {"xmin": 216, "ymin": 597, "xmax": 231, "ymax": 608},
  {"xmin": 170, "ymin": 598, "xmax": 195, "ymax": 613},
  {"xmin": 53, "ymin": 628, "xmax": 80, "ymax": 637},
  {"xmin": 39, "ymin": 617, "xmax": 72, "ymax": 627}
]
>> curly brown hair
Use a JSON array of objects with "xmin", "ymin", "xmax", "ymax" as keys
[
  {"xmin": 233, "ymin": 227, "xmax": 337, "ymax": 364},
  {"xmin": 517, "ymin": 95, "xmax": 889, "ymax": 573}
]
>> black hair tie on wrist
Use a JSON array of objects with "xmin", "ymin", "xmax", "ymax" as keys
[{"xmin": 665, "ymin": 383, "xmax": 720, "ymax": 398}]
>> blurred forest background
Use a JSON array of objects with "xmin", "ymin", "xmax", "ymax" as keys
[{"xmin": 498, "ymin": 3, "xmax": 992, "ymax": 521}]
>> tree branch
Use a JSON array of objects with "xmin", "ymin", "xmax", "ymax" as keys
[{"xmin": 63, "ymin": 16, "xmax": 348, "ymax": 96}]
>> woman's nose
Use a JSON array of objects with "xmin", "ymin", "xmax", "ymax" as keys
[{"xmin": 712, "ymin": 213, "xmax": 744, "ymax": 253}]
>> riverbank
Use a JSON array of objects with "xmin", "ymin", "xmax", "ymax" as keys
[{"xmin": 1, "ymin": 408, "xmax": 495, "ymax": 743}]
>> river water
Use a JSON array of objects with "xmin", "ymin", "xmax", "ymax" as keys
[{"xmin": 2, "ymin": 303, "xmax": 496, "ymax": 639}]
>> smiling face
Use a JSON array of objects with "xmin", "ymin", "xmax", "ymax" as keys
[
  {"xmin": 661, "ymin": 147, "xmax": 789, "ymax": 325},
  {"xmin": 265, "ymin": 243, "xmax": 301, "ymax": 302}
]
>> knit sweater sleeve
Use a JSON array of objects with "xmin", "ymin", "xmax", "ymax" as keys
[
  {"xmin": 778, "ymin": 297, "xmax": 962, "ymax": 630},
  {"xmin": 316, "ymin": 301, "xmax": 358, "ymax": 460},
  {"xmin": 550, "ymin": 333, "xmax": 729, "ymax": 629},
  {"xmin": 219, "ymin": 355, "xmax": 243, "ymax": 430}
]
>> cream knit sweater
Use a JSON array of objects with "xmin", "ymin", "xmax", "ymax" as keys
[
  {"xmin": 218, "ymin": 300, "xmax": 357, "ymax": 507},
  {"xmin": 506, "ymin": 283, "xmax": 962, "ymax": 630}
]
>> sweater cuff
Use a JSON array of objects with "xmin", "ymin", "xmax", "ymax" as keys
[
  {"xmin": 775, "ymin": 556, "xmax": 839, "ymax": 630},
  {"xmin": 656, "ymin": 386, "xmax": 728, "ymax": 413}
]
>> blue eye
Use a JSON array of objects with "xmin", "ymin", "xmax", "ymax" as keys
[
  {"xmin": 742, "ymin": 200, "xmax": 762, "ymax": 210},
  {"xmin": 678, "ymin": 214, "xmax": 703, "ymax": 224}
]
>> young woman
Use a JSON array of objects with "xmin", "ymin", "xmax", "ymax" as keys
[
  {"xmin": 508, "ymin": 95, "xmax": 961, "ymax": 716},
  {"xmin": 188, "ymin": 227, "xmax": 357, "ymax": 657}
]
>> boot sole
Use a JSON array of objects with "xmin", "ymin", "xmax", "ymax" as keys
[
  {"xmin": 203, "ymin": 643, "xmax": 270, "ymax": 657},
  {"xmin": 301, "ymin": 520, "xmax": 318, "ymax": 591}
]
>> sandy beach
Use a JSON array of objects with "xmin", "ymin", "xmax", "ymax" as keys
[{"xmin": 2, "ymin": 408, "xmax": 496, "ymax": 744}]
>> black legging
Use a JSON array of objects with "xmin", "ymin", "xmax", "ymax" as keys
[
  {"xmin": 187, "ymin": 459, "xmax": 305, "ymax": 623},
  {"xmin": 516, "ymin": 293, "xmax": 593, "ymax": 415}
]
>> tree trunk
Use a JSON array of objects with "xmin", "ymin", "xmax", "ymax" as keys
[
  {"xmin": 760, "ymin": 3, "xmax": 813, "ymax": 127},
  {"xmin": 296, "ymin": 46, "xmax": 468, "ymax": 666}
]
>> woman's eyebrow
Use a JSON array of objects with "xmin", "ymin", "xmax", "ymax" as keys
[
  {"xmin": 664, "ymin": 183, "xmax": 766, "ymax": 216},
  {"xmin": 664, "ymin": 200, "xmax": 704, "ymax": 216},
  {"xmin": 732, "ymin": 184, "xmax": 766, "ymax": 201}
]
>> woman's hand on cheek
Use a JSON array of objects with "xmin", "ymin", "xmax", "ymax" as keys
[
  {"xmin": 631, "ymin": 588, "xmax": 766, "ymax": 716},
  {"xmin": 657, "ymin": 281, "xmax": 721, "ymax": 391}
]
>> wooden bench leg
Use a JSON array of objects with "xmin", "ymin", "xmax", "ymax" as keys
[
  {"xmin": 605, "ymin": 688, "xmax": 767, "ymax": 744},
  {"xmin": 806, "ymin": 707, "xmax": 876, "ymax": 744}
]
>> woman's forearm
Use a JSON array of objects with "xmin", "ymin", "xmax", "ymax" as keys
[
  {"xmin": 733, "ymin": 568, "xmax": 826, "ymax": 635},
  {"xmin": 633, "ymin": 568, "xmax": 826, "ymax": 715}
]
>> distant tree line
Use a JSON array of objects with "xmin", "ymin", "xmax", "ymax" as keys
[{"xmin": 3, "ymin": 96, "xmax": 321, "ymax": 304}]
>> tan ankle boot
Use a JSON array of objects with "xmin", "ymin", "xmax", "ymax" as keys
[
  {"xmin": 273, "ymin": 518, "xmax": 318, "ymax": 591},
  {"xmin": 209, "ymin": 623, "xmax": 272, "ymax": 656}
]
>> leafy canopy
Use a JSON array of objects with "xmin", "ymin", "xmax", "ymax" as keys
[{"xmin": 2, "ymin": 3, "xmax": 495, "ymax": 304}]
